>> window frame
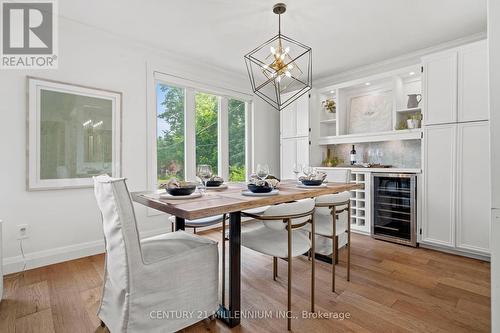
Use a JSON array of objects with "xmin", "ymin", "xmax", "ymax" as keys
[{"xmin": 147, "ymin": 69, "xmax": 253, "ymax": 197}]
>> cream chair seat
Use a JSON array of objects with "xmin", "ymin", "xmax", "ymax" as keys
[
  {"xmin": 93, "ymin": 175, "xmax": 218, "ymax": 333},
  {"xmin": 308, "ymin": 169, "xmax": 352, "ymax": 293},
  {"xmin": 241, "ymin": 199, "xmax": 315, "ymax": 331}
]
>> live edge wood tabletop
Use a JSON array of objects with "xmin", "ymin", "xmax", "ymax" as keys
[
  {"xmin": 131, "ymin": 180, "xmax": 362, "ymax": 328},
  {"xmin": 131, "ymin": 180, "xmax": 362, "ymax": 220}
]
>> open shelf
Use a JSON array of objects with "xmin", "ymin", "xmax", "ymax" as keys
[
  {"xmin": 318, "ymin": 129, "xmax": 422, "ymax": 145},
  {"xmin": 396, "ymin": 107, "xmax": 421, "ymax": 113}
]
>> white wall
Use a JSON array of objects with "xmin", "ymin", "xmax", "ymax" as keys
[
  {"xmin": 0, "ymin": 17, "xmax": 279, "ymax": 274},
  {"xmin": 488, "ymin": 0, "xmax": 500, "ymax": 331}
]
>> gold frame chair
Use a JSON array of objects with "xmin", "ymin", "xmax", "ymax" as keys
[
  {"xmin": 314, "ymin": 199, "xmax": 351, "ymax": 292},
  {"xmin": 241, "ymin": 208, "xmax": 315, "ymax": 331}
]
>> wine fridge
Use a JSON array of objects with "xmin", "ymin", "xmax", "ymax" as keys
[{"xmin": 371, "ymin": 173, "xmax": 417, "ymax": 246}]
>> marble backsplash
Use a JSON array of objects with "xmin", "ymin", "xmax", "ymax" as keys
[{"xmin": 326, "ymin": 140, "xmax": 421, "ymax": 169}]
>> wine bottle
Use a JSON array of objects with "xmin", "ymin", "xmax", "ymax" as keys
[{"xmin": 350, "ymin": 145, "xmax": 356, "ymax": 165}]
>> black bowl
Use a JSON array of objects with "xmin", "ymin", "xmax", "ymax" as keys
[
  {"xmin": 247, "ymin": 183, "xmax": 273, "ymax": 193},
  {"xmin": 206, "ymin": 180, "xmax": 223, "ymax": 187},
  {"xmin": 166, "ymin": 184, "xmax": 197, "ymax": 196},
  {"xmin": 301, "ymin": 179, "xmax": 323, "ymax": 186}
]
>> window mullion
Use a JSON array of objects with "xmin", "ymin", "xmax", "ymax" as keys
[
  {"xmin": 219, "ymin": 96, "xmax": 229, "ymax": 180},
  {"xmin": 185, "ymin": 88, "xmax": 196, "ymax": 181}
]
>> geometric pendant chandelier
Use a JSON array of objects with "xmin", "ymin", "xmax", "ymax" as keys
[{"xmin": 244, "ymin": 3, "xmax": 312, "ymax": 111}]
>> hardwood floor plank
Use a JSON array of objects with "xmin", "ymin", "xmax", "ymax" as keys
[
  {"xmin": 16, "ymin": 281, "xmax": 51, "ymax": 318},
  {"xmin": 15, "ymin": 308, "xmax": 55, "ymax": 333}
]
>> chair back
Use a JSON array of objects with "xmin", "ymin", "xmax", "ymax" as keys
[
  {"xmin": 263, "ymin": 198, "xmax": 315, "ymax": 230},
  {"xmin": 93, "ymin": 175, "xmax": 143, "ymax": 279},
  {"xmin": 323, "ymin": 168, "xmax": 351, "ymax": 183}
]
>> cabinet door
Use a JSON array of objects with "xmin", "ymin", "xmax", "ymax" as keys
[
  {"xmin": 295, "ymin": 94, "xmax": 310, "ymax": 137},
  {"xmin": 280, "ymin": 95, "xmax": 296, "ymax": 138},
  {"xmin": 422, "ymin": 124, "xmax": 456, "ymax": 247},
  {"xmin": 296, "ymin": 136, "xmax": 310, "ymax": 168},
  {"xmin": 423, "ymin": 52, "xmax": 458, "ymax": 125},
  {"xmin": 456, "ymin": 122, "xmax": 490, "ymax": 254},
  {"xmin": 280, "ymin": 138, "xmax": 297, "ymax": 180},
  {"xmin": 458, "ymin": 41, "xmax": 489, "ymax": 122}
]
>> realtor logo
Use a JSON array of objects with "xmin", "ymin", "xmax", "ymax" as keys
[{"xmin": 1, "ymin": 0, "xmax": 58, "ymax": 69}]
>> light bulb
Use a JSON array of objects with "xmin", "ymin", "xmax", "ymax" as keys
[
  {"xmin": 287, "ymin": 64, "xmax": 294, "ymax": 70},
  {"xmin": 270, "ymin": 46, "xmax": 276, "ymax": 54},
  {"xmin": 262, "ymin": 64, "xmax": 269, "ymax": 70},
  {"xmin": 284, "ymin": 46, "xmax": 290, "ymax": 54},
  {"xmin": 280, "ymin": 54, "xmax": 285, "ymax": 60},
  {"xmin": 276, "ymin": 76, "xmax": 282, "ymax": 83},
  {"xmin": 285, "ymin": 71, "xmax": 291, "ymax": 77}
]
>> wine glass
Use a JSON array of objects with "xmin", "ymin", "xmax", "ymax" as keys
[
  {"xmin": 197, "ymin": 165, "xmax": 212, "ymax": 192},
  {"xmin": 302, "ymin": 165, "xmax": 314, "ymax": 178},
  {"xmin": 256, "ymin": 163, "xmax": 270, "ymax": 180},
  {"xmin": 292, "ymin": 163, "xmax": 302, "ymax": 181}
]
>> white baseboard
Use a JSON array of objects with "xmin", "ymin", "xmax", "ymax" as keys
[
  {"xmin": 2, "ymin": 227, "xmax": 170, "ymax": 275},
  {"xmin": 419, "ymin": 242, "xmax": 491, "ymax": 262}
]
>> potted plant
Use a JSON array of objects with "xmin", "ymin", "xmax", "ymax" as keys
[
  {"xmin": 322, "ymin": 98, "xmax": 336, "ymax": 113},
  {"xmin": 407, "ymin": 113, "xmax": 422, "ymax": 129}
]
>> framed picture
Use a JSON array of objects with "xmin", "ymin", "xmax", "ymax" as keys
[
  {"xmin": 347, "ymin": 90, "xmax": 393, "ymax": 134},
  {"xmin": 27, "ymin": 77, "xmax": 122, "ymax": 190}
]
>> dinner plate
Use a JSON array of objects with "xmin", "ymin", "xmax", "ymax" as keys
[
  {"xmin": 205, "ymin": 183, "xmax": 228, "ymax": 190},
  {"xmin": 296, "ymin": 183, "xmax": 327, "ymax": 189},
  {"xmin": 159, "ymin": 191, "xmax": 202, "ymax": 200},
  {"xmin": 241, "ymin": 189, "xmax": 279, "ymax": 197}
]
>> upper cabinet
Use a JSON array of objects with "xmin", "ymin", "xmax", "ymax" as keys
[
  {"xmin": 423, "ymin": 40, "xmax": 488, "ymax": 125},
  {"xmin": 458, "ymin": 40, "xmax": 489, "ymax": 122},
  {"xmin": 280, "ymin": 93, "xmax": 309, "ymax": 139},
  {"xmin": 423, "ymin": 51, "xmax": 458, "ymax": 125}
]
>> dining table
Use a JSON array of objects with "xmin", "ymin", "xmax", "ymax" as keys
[{"xmin": 131, "ymin": 179, "xmax": 362, "ymax": 328}]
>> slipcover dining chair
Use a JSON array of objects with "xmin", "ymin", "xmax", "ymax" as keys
[
  {"xmin": 93, "ymin": 175, "xmax": 219, "ymax": 333},
  {"xmin": 305, "ymin": 169, "xmax": 352, "ymax": 292},
  {"xmin": 241, "ymin": 199, "xmax": 315, "ymax": 331}
]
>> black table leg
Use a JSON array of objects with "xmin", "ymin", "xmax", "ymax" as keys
[
  {"xmin": 175, "ymin": 216, "xmax": 185, "ymax": 231},
  {"xmin": 217, "ymin": 211, "xmax": 241, "ymax": 327}
]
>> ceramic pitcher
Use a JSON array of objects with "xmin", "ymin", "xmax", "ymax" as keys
[{"xmin": 407, "ymin": 94, "xmax": 422, "ymax": 108}]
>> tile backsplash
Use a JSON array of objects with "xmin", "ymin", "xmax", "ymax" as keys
[{"xmin": 326, "ymin": 140, "xmax": 421, "ymax": 169}]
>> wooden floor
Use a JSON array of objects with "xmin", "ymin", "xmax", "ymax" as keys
[{"xmin": 0, "ymin": 232, "xmax": 491, "ymax": 333}]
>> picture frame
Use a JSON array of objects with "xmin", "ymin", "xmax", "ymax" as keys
[{"xmin": 27, "ymin": 77, "xmax": 122, "ymax": 190}]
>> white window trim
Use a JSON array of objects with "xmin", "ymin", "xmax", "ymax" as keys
[{"xmin": 146, "ymin": 67, "xmax": 253, "ymax": 215}]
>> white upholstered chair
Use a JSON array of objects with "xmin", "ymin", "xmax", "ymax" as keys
[
  {"xmin": 241, "ymin": 199, "xmax": 315, "ymax": 331},
  {"xmin": 305, "ymin": 169, "xmax": 352, "ymax": 292},
  {"xmin": 93, "ymin": 175, "xmax": 219, "ymax": 332}
]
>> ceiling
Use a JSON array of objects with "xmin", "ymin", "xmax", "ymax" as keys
[{"xmin": 59, "ymin": 0, "xmax": 487, "ymax": 80}]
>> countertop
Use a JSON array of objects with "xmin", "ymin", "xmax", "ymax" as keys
[{"xmin": 315, "ymin": 166, "xmax": 422, "ymax": 174}]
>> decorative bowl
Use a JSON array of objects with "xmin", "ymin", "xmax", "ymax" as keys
[
  {"xmin": 301, "ymin": 179, "xmax": 324, "ymax": 186},
  {"xmin": 206, "ymin": 180, "xmax": 223, "ymax": 187},
  {"xmin": 166, "ymin": 183, "xmax": 197, "ymax": 196},
  {"xmin": 247, "ymin": 183, "xmax": 273, "ymax": 193}
]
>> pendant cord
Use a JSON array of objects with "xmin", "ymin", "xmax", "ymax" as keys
[{"xmin": 278, "ymin": 14, "xmax": 281, "ymax": 35}]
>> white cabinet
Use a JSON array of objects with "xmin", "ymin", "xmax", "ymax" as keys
[
  {"xmin": 280, "ymin": 93, "xmax": 309, "ymax": 179},
  {"xmin": 423, "ymin": 40, "xmax": 488, "ymax": 125},
  {"xmin": 456, "ymin": 122, "xmax": 491, "ymax": 254},
  {"xmin": 423, "ymin": 51, "xmax": 458, "ymax": 125},
  {"xmin": 458, "ymin": 41, "xmax": 489, "ymax": 122},
  {"xmin": 422, "ymin": 122, "xmax": 491, "ymax": 255},
  {"xmin": 422, "ymin": 124, "xmax": 457, "ymax": 247},
  {"xmin": 280, "ymin": 93, "xmax": 309, "ymax": 139}
]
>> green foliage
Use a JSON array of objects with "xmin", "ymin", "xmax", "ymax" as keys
[
  {"xmin": 195, "ymin": 93, "xmax": 219, "ymax": 174},
  {"xmin": 157, "ymin": 85, "xmax": 185, "ymax": 180},
  {"xmin": 156, "ymin": 84, "xmax": 246, "ymax": 184}
]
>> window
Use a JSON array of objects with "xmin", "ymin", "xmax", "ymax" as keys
[
  {"xmin": 151, "ymin": 72, "xmax": 251, "ymax": 189},
  {"xmin": 156, "ymin": 84, "xmax": 185, "ymax": 182},
  {"xmin": 228, "ymin": 98, "xmax": 246, "ymax": 181},
  {"xmin": 195, "ymin": 92, "xmax": 219, "ymax": 175}
]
